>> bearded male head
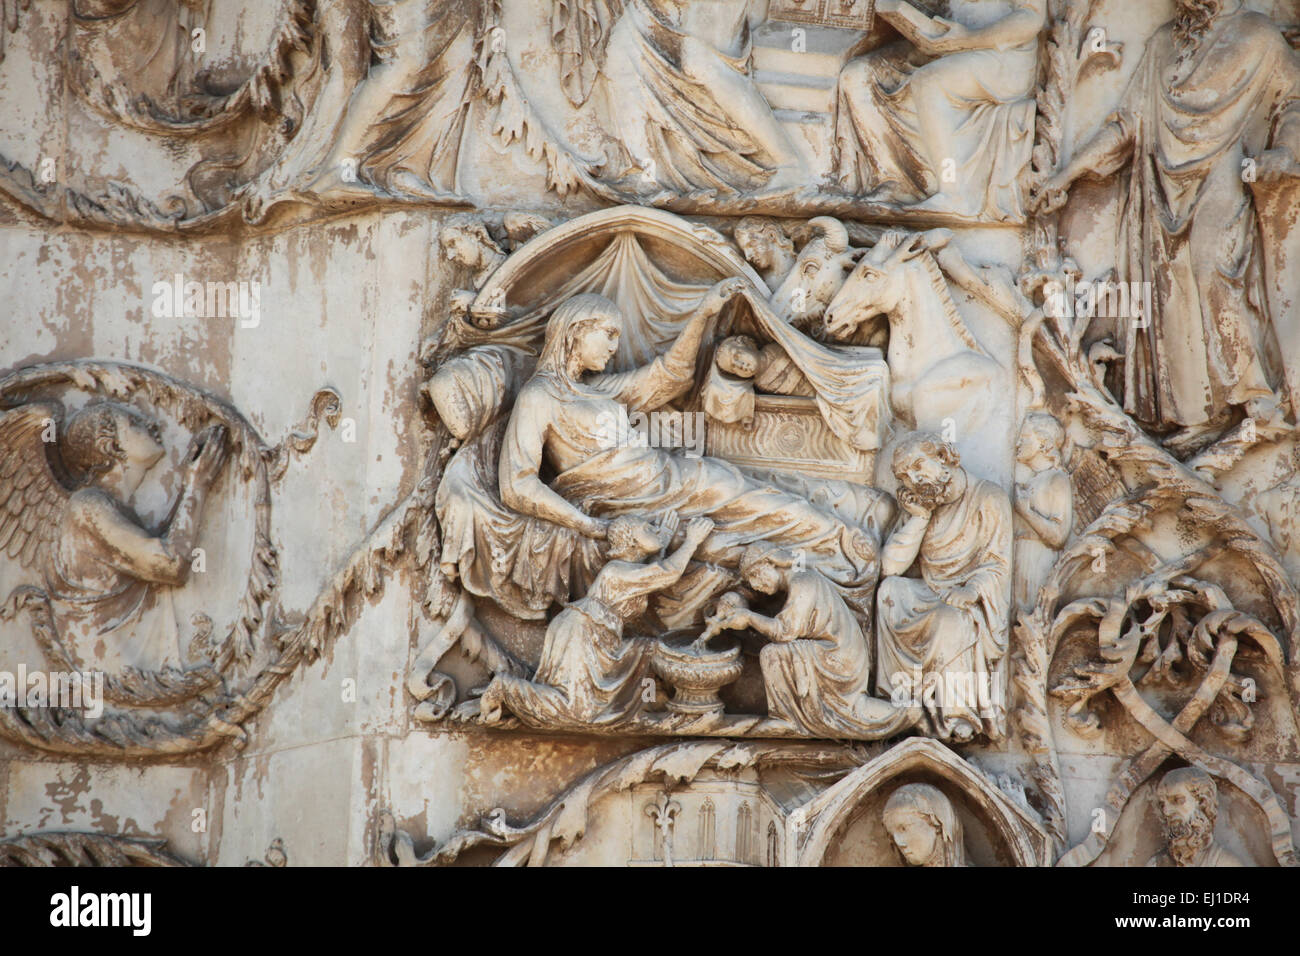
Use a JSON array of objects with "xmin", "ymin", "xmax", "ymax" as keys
[
  {"xmin": 1155, "ymin": 767, "xmax": 1219, "ymax": 866},
  {"xmin": 1173, "ymin": 0, "xmax": 1227, "ymax": 58}
]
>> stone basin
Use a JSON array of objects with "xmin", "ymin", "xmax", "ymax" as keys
[{"xmin": 650, "ymin": 637, "xmax": 744, "ymax": 716}]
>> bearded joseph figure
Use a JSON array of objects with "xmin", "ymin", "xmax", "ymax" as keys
[{"xmin": 875, "ymin": 434, "xmax": 1012, "ymax": 743}]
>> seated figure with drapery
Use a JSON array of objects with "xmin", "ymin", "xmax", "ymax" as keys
[
  {"xmin": 833, "ymin": 0, "xmax": 1046, "ymax": 220},
  {"xmin": 418, "ymin": 210, "xmax": 923, "ymax": 738},
  {"xmin": 876, "ymin": 432, "xmax": 1013, "ymax": 743},
  {"xmin": 496, "ymin": 288, "xmax": 886, "ymax": 623}
]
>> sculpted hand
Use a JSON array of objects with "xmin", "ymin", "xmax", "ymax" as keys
[
  {"xmin": 706, "ymin": 607, "xmax": 745, "ymax": 632},
  {"xmin": 704, "ymin": 591, "xmax": 747, "ymax": 631},
  {"xmin": 898, "ymin": 488, "xmax": 934, "ymax": 520},
  {"xmin": 1029, "ymin": 172, "xmax": 1072, "ymax": 215},
  {"xmin": 944, "ymin": 584, "xmax": 980, "ymax": 610},
  {"xmin": 586, "ymin": 517, "xmax": 611, "ymax": 540},
  {"xmin": 656, "ymin": 510, "xmax": 681, "ymax": 546},
  {"xmin": 683, "ymin": 517, "xmax": 714, "ymax": 548},
  {"xmin": 919, "ymin": 17, "xmax": 967, "ymax": 53},
  {"xmin": 701, "ymin": 278, "xmax": 750, "ymax": 317}
]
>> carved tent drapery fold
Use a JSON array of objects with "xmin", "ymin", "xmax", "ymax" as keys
[
  {"xmin": 469, "ymin": 206, "xmax": 768, "ymax": 332},
  {"xmin": 523, "ymin": 231, "xmax": 715, "ymax": 372},
  {"xmin": 746, "ymin": 303, "xmax": 890, "ymax": 453}
]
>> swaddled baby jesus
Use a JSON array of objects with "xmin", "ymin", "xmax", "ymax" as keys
[{"xmin": 703, "ymin": 335, "xmax": 812, "ymax": 427}]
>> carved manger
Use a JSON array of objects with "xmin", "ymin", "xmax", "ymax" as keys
[{"xmin": 706, "ymin": 393, "xmax": 875, "ymax": 484}]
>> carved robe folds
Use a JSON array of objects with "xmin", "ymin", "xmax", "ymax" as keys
[
  {"xmin": 833, "ymin": 2, "xmax": 1039, "ymax": 219},
  {"xmin": 492, "ymin": 592, "xmax": 652, "ymax": 730},
  {"xmin": 1103, "ymin": 10, "xmax": 1300, "ymax": 430},
  {"xmin": 600, "ymin": 0, "xmax": 802, "ymax": 193},
  {"xmin": 759, "ymin": 569, "xmax": 879, "ymax": 738},
  {"xmin": 49, "ymin": 491, "xmax": 183, "ymax": 672},
  {"xmin": 876, "ymin": 479, "xmax": 1012, "ymax": 742}
]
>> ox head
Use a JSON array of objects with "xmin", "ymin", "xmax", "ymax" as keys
[
  {"xmin": 823, "ymin": 228, "xmax": 953, "ymax": 341},
  {"xmin": 767, "ymin": 217, "xmax": 860, "ymax": 327}
]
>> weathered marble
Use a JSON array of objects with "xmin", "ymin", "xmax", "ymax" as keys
[{"xmin": 0, "ymin": 0, "xmax": 1298, "ymax": 868}]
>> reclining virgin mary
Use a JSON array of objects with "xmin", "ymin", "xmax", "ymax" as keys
[{"xmin": 451, "ymin": 281, "xmax": 885, "ymax": 626}]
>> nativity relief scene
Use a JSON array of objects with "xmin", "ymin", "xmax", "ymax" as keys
[
  {"xmin": 1, "ymin": 0, "xmax": 1300, "ymax": 871},
  {"xmin": 412, "ymin": 204, "xmax": 1015, "ymax": 746}
]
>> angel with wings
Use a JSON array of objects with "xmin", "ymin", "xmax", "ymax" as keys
[{"xmin": 0, "ymin": 401, "xmax": 227, "ymax": 673}]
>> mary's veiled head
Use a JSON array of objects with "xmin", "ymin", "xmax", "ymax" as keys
[
  {"xmin": 538, "ymin": 294, "xmax": 625, "ymax": 378},
  {"xmin": 883, "ymin": 782, "xmax": 966, "ymax": 866}
]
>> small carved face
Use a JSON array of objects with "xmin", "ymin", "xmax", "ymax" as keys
[
  {"xmin": 574, "ymin": 321, "xmax": 620, "ymax": 374},
  {"xmin": 717, "ymin": 338, "xmax": 760, "ymax": 378},
  {"xmin": 738, "ymin": 233, "xmax": 776, "ymax": 271},
  {"xmin": 884, "ymin": 807, "xmax": 939, "ymax": 866},
  {"xmin": 1157, "ymin": 782, "xmax": 1201, "ymax": 829},
  {"xmin": 608, "ymin": 518, "xmax": 662, "ymax": 561},
  {"xmin": 442, "ymin": 230, "xmax": 482, "ymax": 269},
  {"xmin": 1015, "ymin": 428, "xmax": 1049, "ymax": 466},
  {"xmin": 896, "ymin": 451, "xmax": 954, "ymax": 504},
  {"xmin": 746, "ymin": 560, "xmax": 782, "ymax": 595},
  {"xmin": 1156, "ymin": 779, "xmax": 1216, "ymax": 863},
  {"xmin": 118, "ymin": 412, "xmax": 166, "ymax": 472}
]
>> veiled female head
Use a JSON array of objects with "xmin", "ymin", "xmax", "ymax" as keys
[
  {"xmin": 883, "ymin": 783, "xmax": 966, "ymax": 867},
  {"xmin": 538, "ymin": 294, "xmax": 624, "ymax": 379}
]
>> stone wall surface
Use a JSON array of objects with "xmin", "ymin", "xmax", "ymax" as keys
[{"xmin": 0, "ymin": 0, "xmax": 1298, "ymax": 868}]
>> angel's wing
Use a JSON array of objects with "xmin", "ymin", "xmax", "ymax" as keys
[
  {"xmin": 1068, "ymin": 445, "xmax": 1126, "ymax": 532},
  {"xmin": 0, "ymin": 403, "xmax": 71, "ymax": 571}
]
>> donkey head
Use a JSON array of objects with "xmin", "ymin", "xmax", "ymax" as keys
[{"xmin": 823, "ymin": 229, "xmax": 952, "ymax": 341}]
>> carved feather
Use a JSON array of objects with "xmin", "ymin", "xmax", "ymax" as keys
[
  {"xmin": 0, "ymin": 403, "xmax": 70, "ymax": 572},
  {"xmin": 1068, "ymin": 446, "xmax": 1126, "ymax": 531}
]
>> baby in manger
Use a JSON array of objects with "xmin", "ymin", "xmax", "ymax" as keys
[{"xmin": 702, "ymin": 334, "xmax": 812, "ymax": 426}]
